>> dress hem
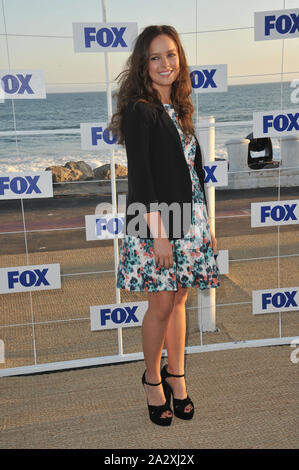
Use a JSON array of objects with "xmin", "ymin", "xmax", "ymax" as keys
[{"xmin": 116, "ymin": 282, "xmax": 220, "ymax": 293}]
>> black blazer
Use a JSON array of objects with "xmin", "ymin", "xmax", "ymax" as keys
[{"xmin": 122, "ymin": 99, "xmax": 208, "ymax": 239}]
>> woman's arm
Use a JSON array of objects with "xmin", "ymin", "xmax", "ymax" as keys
[{"xmin": 144, "ymin": 211, "xmax": 173, "ymax": 268}]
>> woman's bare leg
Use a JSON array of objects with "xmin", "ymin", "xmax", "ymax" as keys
[
  {"xmin": 164, "ymin": 284, "xmax": 193, "ymax": 413},
  {"xmin": 142, "ymin": 290, "xmax": 175, "ymax": 418}
]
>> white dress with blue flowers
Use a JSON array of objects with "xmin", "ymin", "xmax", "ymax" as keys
[{"xmin": 116, "ymin": 103, "xmax": 220, "ymax": 292}]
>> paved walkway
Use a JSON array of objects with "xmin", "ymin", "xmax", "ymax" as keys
[{"xmin": 0, "ymin": 345, "xmax": 298, "ymax": 449}]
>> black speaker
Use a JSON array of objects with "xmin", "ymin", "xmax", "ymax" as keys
[{"xmin": 246, "ymin": 132, "xmax": 279, "ymax": 169}]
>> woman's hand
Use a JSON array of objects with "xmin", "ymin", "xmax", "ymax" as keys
[
  {"xmin": 153, "ymin": 238, "xmax": 173, "ymax": 269},
  {"xmin": 210, "ymin": 231, "xmax": 217, "ymax": 253}
]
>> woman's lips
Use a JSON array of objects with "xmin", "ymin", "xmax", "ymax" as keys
[{"xmin": 159, "ymin": 71, "xmax": 172, "ymax": 76}]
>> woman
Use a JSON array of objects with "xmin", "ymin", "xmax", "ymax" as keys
[{"xmin": 109, "ymin": 25, "xmax": 220, "ymax": 426}]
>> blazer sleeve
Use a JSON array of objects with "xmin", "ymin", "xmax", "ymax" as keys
[{"xmin": 122, "ymin": 101, "xmax": 159, "ymax": 212}]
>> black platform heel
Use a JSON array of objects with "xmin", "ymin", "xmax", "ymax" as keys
[
  {"xmin": 161, "ymin": 364, "xmax": 194, "ymax": 420},
  {"xmin": 142, "ymin": 371, "xmax": 173, "ymax": 426}
]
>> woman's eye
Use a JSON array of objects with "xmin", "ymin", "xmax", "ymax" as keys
[{"xmin": 150, "ymin": 53, "xmax": 176, "ymax": 60}]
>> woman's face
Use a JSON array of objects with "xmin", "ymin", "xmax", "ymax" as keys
[{"xmin": 148, "ymin": 34, "xmax": 180, "ymax": 97}]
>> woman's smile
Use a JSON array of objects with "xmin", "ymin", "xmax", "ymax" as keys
[{"xmin": 159, "ymin": 70, "xmax": 172, "ymax": 76}]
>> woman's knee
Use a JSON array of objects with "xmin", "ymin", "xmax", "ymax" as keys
[
  {"xmin": 174, "ymin": 285, "xmax": 189, "ymax": 306},
  {"xmin": 147, "ymin": 291, "xmax": 175, "ymax": 322}
]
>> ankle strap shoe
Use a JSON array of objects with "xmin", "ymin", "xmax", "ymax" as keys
[
  {"xmin": 161, "ymin": 364, "xmax": 194, "ymax": 420},
  {"xmin": 142, "ymin": 371, "xmax": 173, "ymax": 426}
]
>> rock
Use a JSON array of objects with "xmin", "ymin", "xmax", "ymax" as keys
[
  {"xmin": 45, "ymin": 165, "xmax": 83, "ymax": 183},
  {"xmin": 64, "ymin": 161, "xmax": 94, "ymax": 180},
  {"xmin": 94, "ymin": 163, "xmax": 128, "ymax": 181},
  {"xmin": 45, "ymin": 162, "xmax": 128, "ymax": 194}
]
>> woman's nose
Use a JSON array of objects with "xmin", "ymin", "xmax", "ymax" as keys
[{"xmin": 161, "ymin": 55, "xmax": 170, "ymax": 67}]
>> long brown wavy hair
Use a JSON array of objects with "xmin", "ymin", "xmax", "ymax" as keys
[{"xmin": 108, "ymin": 25, "xmax": 195, "ymax": 145}]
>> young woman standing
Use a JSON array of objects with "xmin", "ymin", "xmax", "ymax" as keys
[{"xmin": 109, "ymin": 25, "xmax": 220, "ymax": 426}]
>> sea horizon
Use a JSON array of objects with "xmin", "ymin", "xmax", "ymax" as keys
[{"xmin": 0, "ymin": 81, "xmax": 296, "ymax": 173}]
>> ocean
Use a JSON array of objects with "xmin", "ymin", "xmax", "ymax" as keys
[{"xmin": 0, "ymin": 81, "xmax": 296, "ymax": 174}]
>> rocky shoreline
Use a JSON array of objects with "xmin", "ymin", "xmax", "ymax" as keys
[{"xmin": 45, "ymin": 160, "xmax": 128, "ymax": 197}]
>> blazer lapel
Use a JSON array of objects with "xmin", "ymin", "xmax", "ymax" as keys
[
  {"xmin": 157, "ymin": 101, "xmax": 200, "ymax": 160},
  {"xmin": 156, "ymin": 100, "xmax": 186, "ymax": 160}
]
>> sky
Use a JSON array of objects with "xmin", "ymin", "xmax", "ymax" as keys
[{"xmin": 0, "ymin": 0, "xmax": 298, "ymax": 93}]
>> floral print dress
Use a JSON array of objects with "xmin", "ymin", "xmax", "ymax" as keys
[{"xmin": 116, "ymin": 103, "xmax": 220, "ymax": 292}]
